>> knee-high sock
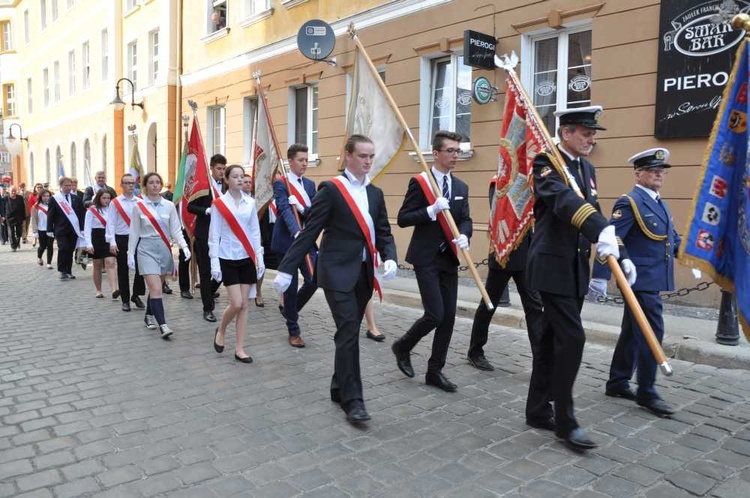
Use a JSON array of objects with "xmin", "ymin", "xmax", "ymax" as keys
[
  {"xmin": 146, "ymin": 295, "xmax": 153, "ymax": 315},
  {"xmin": 150, "ymin": 298, "xmax": 166, "ymax": 326}
]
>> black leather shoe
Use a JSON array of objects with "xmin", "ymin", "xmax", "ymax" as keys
[
  {"xmin": 162, "ymin": 283, "xmax": 173, "ymax": 294},
  {"xmin": 122, "ymin": 302, "xmax": 131, "ymax": 312},
  {"xmin": 213, "ymin": 327, "xmax": 224, "ymax": 353},
  {"xmin": 132, "ymin": 296, "xmax": 145, "ymax": 309},
  {"xmin": 213, "ymin": 292, "xmax": 220, "ymax": 299},
  {"xmin": 638, "ymin": 398, "xmax": 675, "ymax": 417},
  {"xmin": 180, "ymin": 290, "xmax": 193, "ymax": 299},
  {"xmin": 559, "ymin": 428, "xmax": 598, "ymax": 452},
  {"xmin": 605, "ymin": 387, "xmax": 637, "ymax": 401},
  {"xmin": 203, "ymin": 311, "xmax": 217, "ymax": 322},
  {"xmin": 467, "ymin": 355, "xmax": 495, "ymax": 371},
  {"xmin": 366, "ymin": 330, "xmax": 385, "ymax": 342},
  {"xmin": 526, "ymin": 417, "xmax": 556, "ymax": 431},
  {"xmin": 391, "ymin": 340, "xmax": 414, "ymax": 378},
  {"xmin": 345, "ymin": 404, "xmax": 371, "ymax": 424},
  {"xmin": 67, "ymin": 274, "xmax": 76, "ymax": 279},
  {"xmin": 425, "ymin": 372, "xmax": 457, "ymax": 393},
  {"xmin": 234, "ymin": 353, "xmax": 253, "ymax": 364}
]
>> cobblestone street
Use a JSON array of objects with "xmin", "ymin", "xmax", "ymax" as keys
[{"xmin": 1, "ymin": 250, "xmax": 750, "ymax": 497}]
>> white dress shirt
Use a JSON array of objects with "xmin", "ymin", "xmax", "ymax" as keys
[
  {"xmin": 342, "ymin": 169, "xmax": 374, "ymax": 261},
  {"xmin": 106, "ymin": 194, "xmax": 140, "ymax": 243},
  {"xmin": 635, "ymin": 184, "xmax": 659, "ymax": 201},
  {"xmin": 83, "ymin": 205, "xmax": 109, "ymax": 248},
  {"xmin": 35, "ymin": 204, "xmax": 49, "ymax": 232},
  {"xmin": 287, "ymin": 171, "xmax": 312, "ymax": 206},
  {"xmin": 208, "ymin": 191, "xmax": 263, "ymax": 262},
  {"xmin": 127, "ymin": 197, "xmax": 188, "ymax": 257},
  {"xmin": 427, "ymin": 166, "xmax": 453, "ymax": 221}
]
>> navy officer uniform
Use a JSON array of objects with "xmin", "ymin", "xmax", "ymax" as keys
[{"xmin": 590, "ymin": 148, "xmax": 679, "ymax": 417}]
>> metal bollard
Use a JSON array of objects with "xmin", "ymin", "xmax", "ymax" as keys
[{"xmin": 715, "ymin": 290, "xmax": 740, "ymax": 346}]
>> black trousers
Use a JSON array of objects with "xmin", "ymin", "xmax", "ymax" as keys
[
  {"xmin": 400, "ymin": 252, "xmax": 458, "ymax": 374},
  {"xmin": 56, "ymin": 232, "xmax": 77, "ymax": 274},
  {"xmin": 37, "ymin": 230, "xmax": 54, "ymax": 264},
  {"xmin": 325, "ymin": 263, "xmax": 373, "ymax": 406},
  {"xmin": 282, "ymin": 252, "xmax": 318, "ymax": 336},
  {"xmin": 7, "ymin": 220, "xmax": 22, "ymax": 249},
  {"xmin": 527, "ymin": 292, "xmax": 586, "ymax": 437},
  {"xmin": 0, "ymin": 220, "xmax": 7, "ymax": 243},
  {"xmin": 178, "ymin": 229, "xmax": 191, "ymax": 293},
  {"xmin": 114, "ymin": 234, "xmax": 145, "ymax": 303},
  {"xmin": 193, "ymin": 236, "xmax": 220, "ymax": 312},
  {"xmin": 469, "ymin": 266, "xmax": 545, "ymax": 361}
]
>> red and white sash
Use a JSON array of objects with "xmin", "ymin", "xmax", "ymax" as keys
[
  {"xmin": 329, "ymin": 176, "xmax": 383, "ymax": 301},
  {"xmin": 53, "ymin": 193, "xmax": 83, "ymax": 239},
  {"xmin": 112, "ymin": 197, "xmax": 131, "ymax": 226},
  {"xmin": 35, "ymin": 204, "xmax": 48, "ymax": 214},
  {"xmin": 268, "ymin": 199, "xmax": 277, "ymax": 224},
  {"xmin": 88, "ymin": 206, "xmax": 107, "ymax": 226},
  {"xmin": 136, "ymin": 202, "xmax": 172, "ymax": 250},
  {"xmin": 414, "ymin": 172, "xmax": 457, "ymax": 258},
  {"xmin": 282, "ymin": 176, "xmax": 311, "ymax": 208},
  {"xmin": 212, "ymin": 197, "xmax": 258, "ymax": 267}
]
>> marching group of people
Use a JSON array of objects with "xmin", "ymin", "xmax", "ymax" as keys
[{"xmin": 3, "ymin": 104, "xmax": 682, "ymax": 452}]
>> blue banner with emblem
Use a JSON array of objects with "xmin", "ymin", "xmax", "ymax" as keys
[{"xmin": 680, "ymin": 38, "xmax": 750, "ymax": 340}]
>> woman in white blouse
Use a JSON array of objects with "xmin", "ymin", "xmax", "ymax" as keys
[
  {"xmin": 31, "ymin": 189, "xmax": 54, "ymax": 269},
  {"xmin": 83, "ymin": 187, "xmax": 119, "ymax": 299},
  {"xmin": 209, "ymin": 165, "xmax": 265, "ymax": 363},
  {"xmin": 128, "ymin": 172, "xmax": 191, "ymax": 339}
]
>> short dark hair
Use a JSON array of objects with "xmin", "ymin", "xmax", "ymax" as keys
[
  {"xmin": 142, "ymin": 172, "xmax": 163, "ymax": 188},
  {"xmin": 210, "ymin": 154, "xmax": 227, "ymax": 167},
  {"xmin": 344, "ymin": 134, "xmax": 373, "ymax": 154},
  {"xmin": 120, "ymin": 173, "xmax": 134, "ymax": 184},
  {"xmin": 432, "ymin": 131, "xmax": 462, "ymax": 151},
  {"xmin": 287, "ymin": 143, "xmax": 308, "ymax": 160},
  {"xmin": 93, "ymin": 187, "xmax": 117, "ymax": 208}
]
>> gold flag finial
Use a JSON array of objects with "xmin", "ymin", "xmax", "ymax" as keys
[{"xmin": 732, "ymin": 13, "xmax": 750, "ymax": 31}]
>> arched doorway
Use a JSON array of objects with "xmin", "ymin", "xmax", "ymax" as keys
[{"xmin": 70, "ymin": 142, "xmax": 77, "ymax": 179}]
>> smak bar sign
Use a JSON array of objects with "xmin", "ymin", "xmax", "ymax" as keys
[{"xmin": 655, "ymin": 0, "xmax": 750, "ymax": 138}]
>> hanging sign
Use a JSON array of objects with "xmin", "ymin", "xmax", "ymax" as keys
[{"xmin": 463, "ymin": 30, "xmax": 497, "ymax": 70}]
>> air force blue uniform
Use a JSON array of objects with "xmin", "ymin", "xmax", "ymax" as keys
[{"xmin": 593, "ymin": 185, "xmax": 681, "ymax": 402}]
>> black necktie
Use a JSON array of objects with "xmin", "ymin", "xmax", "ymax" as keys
[
  {"xmin": 298, "ymin": 178, "xmax": 303, "ymax": 184},
  {"xmin": 66, "ymin": 194, "xmax": 70, "ymax": 203},
  {"xmin": 442, "ymin": 175, "xmax": 449, "ymax": 199}
]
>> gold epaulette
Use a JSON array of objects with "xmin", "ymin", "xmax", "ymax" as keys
[
  {"xmin": 571, "ymin": 204, "xmax": 597, "ymax": 229},
  {"xmin": 622, "ymin": 195, "xmax": 667, "ymax": 241}
]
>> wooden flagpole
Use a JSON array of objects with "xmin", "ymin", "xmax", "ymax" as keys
[
  {"xmin": 496, "ymin": 54, "xmax": 672, "ymax": 376},
  {"xmin": 348, "ymin": 23, "xmax": 494, "ymax": 310}
]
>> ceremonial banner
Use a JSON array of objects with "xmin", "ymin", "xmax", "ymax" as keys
[
  {"xmin": 184, "ymin": 117, "xmax": 211, "ymax": 205},
  {"xmin": 489, "ymin": 72, "xmax": 542, "ymax": 266},
  {"xmin": 346, "ymin": 47, "xmax": 406, "ymax": 182},
  {"xmin": 173, "ymin": 132, "xmax": 197, "ymax": 236},
  {"xmin": 129, "ymin": 141, "xmax": 144, "ymax": 196},
  {"xmin": 679, "ymin": 38, "xmax": 750, "ymax": 340},
  {"xmin": 253, "ymin": 85, "xmax": 279, "ymax": 210}
]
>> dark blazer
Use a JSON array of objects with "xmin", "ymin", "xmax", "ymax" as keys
[
  {"xmin": 592, "ymin": 186, "xmax": 681, "ymax": 292},
  {"xmin": 83, "ymin": 185, "xmax": 108, "ymax": 207},
  {"xmin": 5, "ymin": 196, "xmax": 27, "ymax": 223},
  {"xmin": 271, "ymin": 176, "xmax": 317, "ymax": 254},
  {"xmin": 397, "ymin": 173, "xmax": 472, "ymax": 267},
  {"xmin": 526, "ymin": 150, "xmax": 609, "ymax": 298},
  {"xmin": 187, "ymin": 181, "xmax": 223, "ymax": 239},
  {"xmin": 279, "ymin": 176, "xmax": 397, "ymax": 293},
  {"xmin": 47, "ymin": 193, "xmax": 85, "ymax": 237}
]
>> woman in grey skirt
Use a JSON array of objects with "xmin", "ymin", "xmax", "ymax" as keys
[{"xmin": 127, "ymin": 172, "xmax": 191, "ymax": 339}]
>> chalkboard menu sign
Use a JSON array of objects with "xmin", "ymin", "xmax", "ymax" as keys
[{"xmin": 655, "ymin": 0, "xmax": 750, "ymax": 138}]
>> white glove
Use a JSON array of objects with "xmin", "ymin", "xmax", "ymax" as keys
[
  {"xmin": 452, "ymin": 234, "xmax": 470, "ymax": 251},
  {"xmin": 288, "ymin": 196, "xmax": 304, "ymax": 214},
  {"xmin": 127, "ymin": 256, "xmax": 136, "ymax": 271},
  {"xmin": 48, "ymin": 232, "xmax": 55, "ymax": 239},
  {"xmin": 274, "ymin": 272, "xmax": 293, "ymax": 294},
  {"xmin": 382, "ymin": 259, "xmax": 397, "ymax": 281},
  {"xmin": 692, "ymin": 268, "xmax": 702, "ymax": 279},
  {"xmin": 256, "ymin": 261, "xmax": 266, "ymax": 280},
  {"xmin": 427, "ymin": 197, "xmax": 450, "ymax": 219},
  {"xmin": 596, "ymin": 225, "xmax": 619, "ymax": 260},
  {"xmin": 210, "ymin": 258, "xmax": 222, "ymax": 282},
  {"xmin": 621, "ymin": 259, "xmax": 637, "ymax": 286},
  {"xmin": 205, "ymin": 207, "xmax": 212, "ymax": 216},
  {"xmin": 586, "ymin": 278, "xmax": 608, "ymax": 302},
  {"xmin": 182, "ymin": 247, "xmax": 191, "ymax": 262},
  {"xmin": 31, "ymin": 232, "xmax": 38, "ymax": 238}
]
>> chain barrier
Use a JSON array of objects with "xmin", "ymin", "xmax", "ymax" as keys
[{"xmin": 398, "ymin": 258, "xmax": 491, "ymax": 273}]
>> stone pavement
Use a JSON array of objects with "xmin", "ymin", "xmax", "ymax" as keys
[{"xmin": 1, "ymin": 248, "xmax": 750, "ymax": 497}]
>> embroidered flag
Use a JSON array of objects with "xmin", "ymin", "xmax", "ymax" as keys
[
  {"xmin": 253, "ymin": 83, "xmax": 280, "ymax": 211},
  {"xmin": 183, "ymin": 116, "xmax": 212, "ymax": 232},
  {"xmin": 129, "ymin": 140, "xmax": 145, "ymax": 196},
  {"xmin": 173, "ymin": 127, "xmax": 197, "ymax": 237},
  {"xmin": 679, "ymin": 39, "xmax": 750, "ymax": 341}
]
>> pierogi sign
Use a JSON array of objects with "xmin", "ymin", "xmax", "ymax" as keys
[{"xmin": 655, "ymin": 0, "xmax": 750, "ymax": 138}]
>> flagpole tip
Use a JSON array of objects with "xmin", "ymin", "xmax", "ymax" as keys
[{"xmin": 732, "ymin": 13, "xmax": 750, "ymax": 32}]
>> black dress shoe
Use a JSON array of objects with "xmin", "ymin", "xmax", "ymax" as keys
[
  {"xmin": 366, "ymin": 330, "xmax": 385, "ymax": 342},
  {"xmin": 559, "ymin": 428, "xmax": 598, "ymax": 452},
  {"xmin": 605, "ymin": 387, "xmax": 637, "ymax": 401},
  {"xmin": 425, "ymin": 372, "xmax": 457, "ymax": 393},
  {"xmin": 122, "ymin": 302, "xmax": 131, "ymax": 312},
  {"xmin": 203, "ymin": 311, "xmax": 217, "ymax": 322},
  {"xmin": 391, "ymin": 340, "xmax": 414, "ymax": 378},
  {"xmin": 180, "ymin": 290, "xmax": 193, "ymax": 299},
  {"xmin": 345, "ymin": 404, "xmax": 371, "ymax": 424},
  {"xmin": 213, "ymin": 327, "xmax": 224, "ymax": 353},
  {"xmin": 132, "ymin": 296, "xmax": 145, "ymax": 309},
  {"xmin": 467, "ymin": 355, "xmax": 495, "ymax": 371},
  {"xmin": 162, "ymin": 283, "xmax": 173, "ymax": 294},
  {"xmin": 213, "ymin": 291, "xmax": 220, "ymax": 299},
  {"xmin": 67, "ymin": 274, "xmax": 76, "ymax": 279},
  {"xmin": 526, "ymin": 417, "xmax": 556, "ymax": 431},
  {"xmin": 234, "ymin": 353, "xmax": 253, "ymax": 364},
  {"xmin": 637, "ymin": 398, "xmax": 675, "ymax": 417}
]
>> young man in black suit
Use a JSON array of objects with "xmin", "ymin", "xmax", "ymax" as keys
[
  {"xmin": 47, "ymin": 177, "xmax": 85, "ymax": 279},
  {"xmin": 391, "ymin": 130, "xmax": 472, "ymax": 393},
  {"xmin": 274, "ymin": 134, "xmax": 398, "ymax": 425},
  {"xmin": 187, "ymin": 154, "xmax": 226, "ymax": 322}
]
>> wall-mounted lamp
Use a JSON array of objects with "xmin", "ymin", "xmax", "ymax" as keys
[
  {"xmin": 5, "ymin": 123, "xmax": 29, "ymax": 156},
  {"xmin": 110, "ymin": 78, "xmax": 144, "ymax": 111}
]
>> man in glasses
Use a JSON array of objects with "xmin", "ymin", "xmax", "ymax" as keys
[
  {"xmin": 391, "ymin": 130, "xmax": 472, "ymax": 393},
  {"xmin": 589, "ymin": 148, "xmax": 679, "ymax": 418}
]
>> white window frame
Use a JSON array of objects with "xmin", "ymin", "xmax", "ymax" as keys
[
  {"xmin": 288, "ymin": 84, "xmax": 318, "ymax": 160},
  {"xmin": 43, "ymin": 67, "xmax": 49, "ymax": 106},
  {"xmin": 53, "ymin": 60, "xmax": 60, "ymax": 102},
  {"xmin": 40, "ymin": 0, "xmax": 47, "ymax": 30},
  {"xmin": 149, "ymin": 29, "xmax": 159, "ymax": 85},
  {"xmin": 241, "ymin": 0, "xmax": 272, "ymax": 26},
  {"xmin": 51, "ymin": 0, "xmax": 58, "ymax": 21},
  {"xmin": 1, "ymin": 21, "xmax": 12, "ymax": 52},
  {"xmin": 207, "ymin": 105, "xmax": 226, "ymax": 156},
  {"xmin": 4, "ymin": 83, "xmax": 16, "ymax": 117},
  {"xmin": 101, "ymin": 29, "xmax": 109, "ymax": 81},
  {"xmin": 242, "ymin": 96, "xmax": 258, "ymax": 166},
  {"xmin": 68, "ymin": 49, "xmax": 76, "ymax": 95},
  {"xmin": 82, "ymin": 41, "xmax": 90, "ymax": 90},
  {"xmin": 521, "ymin": 23, "xmax": 593, "ymax": 133},
  {"xmin": 127, "ymin": 40, "xmax": 137, "ymax": 90},
  {"xmin": 23, "ymin": 10, "xmax": 29, "ymax": 44},
  {"xmin": 125, "ymin": 0, "xmax": 138, "ymax": 13},
  {"xmin": 26, "ymin": 77, "xmax": 32, "ymax": 113},
  {"xmin": 207, "ymin": 0, "xmax": 227, "ymax": 34}
]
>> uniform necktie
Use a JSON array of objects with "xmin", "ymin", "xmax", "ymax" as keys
[
  {"xmin": 66, "ymin": 194, "xmax": 70, "ymax": 203},
  {"xmin": 298, "ymin": 178, "xmax": 303, "ymax": 184},
  {"xmin": 442, "ymin": 175, "xmax": 450, "ymax": 200}
]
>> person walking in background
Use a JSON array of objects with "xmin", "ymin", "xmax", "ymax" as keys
[
  {"xmin": 83, "ymin": 187, "xmax": 120, "ymax": 299},
  {"xmin": 31, "ymin": 189, "xmax": 55, "ymax": 268},
  {"xmin": 0, "ymin": 185, "xmax": 8, "ymax": 245},
  {"xmin": 128, "ymin": 172, "xmax": 190, "ymax": 339},
  {"xmin": 209, "ymin": 165, "xmax": 264, "ymax": 363},
  {"xmin": 83, "ymin": 171, "xmax": 109, "ymax": 208},
  {"xmin": 5, "ymin": 186, "xmax": 27, "ymax": 252},
  {"xmin": 18, "ymin": 183, "xmax": 30, "ymax": 244}
]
